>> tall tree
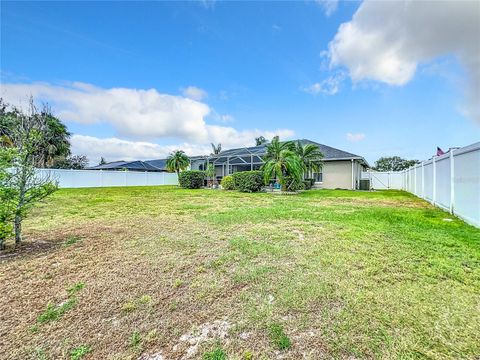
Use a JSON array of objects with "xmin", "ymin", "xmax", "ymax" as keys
[
  {"xmin": 255, "ymin": 136, "xmax": 267, "ymax": 146},
  {"xmin": 374, "ymin": 156, "xmax": 420, "ymax": 171},
  {"xmin": 261, "ymin": 136, "xmax": 302, "ymax": 187},
  {"xmin": 294, "ymin": 141, "xmax": 324, "ymax": 179},
  {"xmin": 99, "ymin": 157, "xmax": 107, "ymax": 165},
  {"xmin": 0, "ymin": 99, "xmax": 58, "ymax": 246},
  {"xmin": 0, "ymin": 99, "xmax": 71, "ymax": 168},
  {"xmin": 211, "ymin": 143, "xmax": 222, "ymax": 155},
  {"xmin": 166, "ymin": 150, "xmax": 190, "ymax": 176},
  {"xmin": 52, "ymin": 155, "xmax": 89, "ymax": 169}
]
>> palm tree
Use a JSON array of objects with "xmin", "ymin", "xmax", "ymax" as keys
[
  {"xmin": 166, "ymin": 150, "xmax": 190, "ymax": 176},
  {"xmin": 206, "ymin": 163, "xmax": 215, "ymax": 187},
  {"xmin": 294, "ymin": 141, "xmax": 324, "ymax": 179},
  {"xmin": 211, "ymin": 143, "xmax": 222, "ymax": 155},
  {"xmin": 261, "ymin": 136, "xmax": 303, "ymax": 188}
]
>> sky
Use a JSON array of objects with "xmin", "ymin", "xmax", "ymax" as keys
[{"xmin": 1, "ymin": 0, "xmax": 479, "ymax": 165}]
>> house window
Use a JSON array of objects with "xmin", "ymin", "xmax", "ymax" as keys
[{"xmin": 313, "ymin": 172, "xmax": 323, "ymax": 182}]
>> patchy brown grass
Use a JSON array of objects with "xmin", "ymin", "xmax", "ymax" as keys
[{"xmin": 0, "ymin": 187, "xmax": 479, "ymax": 359}]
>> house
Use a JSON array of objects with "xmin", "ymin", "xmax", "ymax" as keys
[
  {"xmin": 190, "ymin": 139, "xmax": 369, "ymax": 190},
  {"xmin": 88, "ymin": 159, "xmax": 168, "ymax": 172}
]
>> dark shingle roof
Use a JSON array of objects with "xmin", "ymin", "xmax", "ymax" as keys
[
  {"xmin": 211, "ymin": 139, "xmax": 363, "ymax": 160},
  {"xmin": 88, "ymin": 160, "xmax": 166, "ymax": 171}
]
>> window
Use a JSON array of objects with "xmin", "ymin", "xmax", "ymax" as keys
[{"xmin": 313, "ymin": 172, "xmax": 323, "ymax": 182}]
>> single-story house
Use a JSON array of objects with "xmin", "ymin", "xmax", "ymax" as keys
[
  {"xmin": 190, "ymin": 139, "xmax": 369, "ymax": 190},
  {"xmin": 88, "ymin": 159, "xmax": 167, "ymax": 172}
]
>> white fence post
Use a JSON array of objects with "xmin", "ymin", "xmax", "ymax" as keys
[
  {"xmin": 432, "ymin": 156, "xmax": 436, "ymax": 206},
  {"xmin": 450, "ymin": 149, "xmax": 455, "ymax": 214}
]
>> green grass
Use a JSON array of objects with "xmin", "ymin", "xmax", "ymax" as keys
[
  {"xmin": 203, "ymin": 346, "xmax": 227, "ymax": 360},
  {"xmin": 2, "ymin": 186, "xmax": 479, "ymax": 359},
  {"xmin": 69, "ymin": 345, "xmax": 91, "ymax": 360},
  {"xmin": 269, "ymin": 323, "xmax": 291, "ymax": 350}
]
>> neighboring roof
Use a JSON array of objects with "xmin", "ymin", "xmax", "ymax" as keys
[
  {"xmin": 88, "ymin": 160, "xmax": 128, "ymax": 170},
  {"xmin": 88, "ymin": 159, "xmax": 167, "ymax": 171},
  {"xmin": 144, "ymin": 159, "xmax": 167, "ymax": 170},
  {"xmin": 206, "ymin": 139, "xmax": 369, "ymax": 166}
]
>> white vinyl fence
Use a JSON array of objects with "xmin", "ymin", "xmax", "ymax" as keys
[
  {"xmin": 363, "ymin": 141, "xmax": 480, "ymax": 228},
  {"xmin": 36, "ymin": 169, "xmax": 178, "ymax": 188}
]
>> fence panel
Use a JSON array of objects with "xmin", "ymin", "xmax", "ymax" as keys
[
  {"xmin": 35, "ymin": 169, "xmax": 178, "ymax": 188},
  {"xmin": 423, "ymin": 161, "xmax": 434, "ymax": 201},
  {"xmin": 365, "ymin": 141, "xmax": 479, "ymax": 228},
  {"xmin": 435, "ymin": 154, "xmax": 451, "ymax": 211},
  {"xmin": 453, "ymin": 144, "xmax": 480, "ymax": 227}
]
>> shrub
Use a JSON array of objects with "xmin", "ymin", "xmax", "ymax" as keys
[
  {"xmin": 220, "ymin": 175, "xmax": 235, "ymax": 190},
  {"xmin": 178, "ymin": 170, "xmax": 205, "ymax": 189},
  {"xmin": 282, "ymin": 175, "xmax": 305, "ymax": 192},
  {"xmin": 232, "ymin": 171, "xmax": 264, "ymax": 192},
  {"xmin": 302, "ymin": 178, "xmax": 315, "ymax": 190}
]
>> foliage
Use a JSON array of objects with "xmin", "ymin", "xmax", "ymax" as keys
[
  {"xmin": 303, "ymin": 178, "xmax": 315, "ymax": 190},
  {"xmin": 202, "ymin": 346, "xmax": 227, "ymax": 360},
  {"xmin": 0, "ymin": 99, "xmax": 58, "ymax": 245},
  {"xmin": 70, "ymin": 345, "xmax": 91, "ymax": 360},
  {"xmin": 0, "ymin": 98, "xmax": 71, "ymax": 168},
  {"xmin": 232, "ymin": 170, "xmax": 264, "ymax": 192},
  {"xmin": 220, "ymin": 175, "xmax": 235, "ymax": 190},
  {"xmin": 261, "ymin": 136, "xmax": 303, "ymax": 188},
  {"xmin": 374, "ymin": 156, "xmax": 420, "ymax": 171},
  {"xmin": 211, "ymin": 143, "xmax": 222, "ymax": 155},
  {"xmin": 294, "ymin": 141, "xmax": 324, "ymax": 179},
  {"xmin": 0, "ymin": 148, "xmax": 16, "ymax": 249},
  {"xmin": 52, "ymin": 154, "xmax": 89, "ymax": 169},
  {"xmin": 178, "ymin": 170, "xmax": 205, "ymax": 189},
  {"xmin": 255, "ymin": 135, "xmax": 267, "ymax": 146},
  {"xmin": 206, "ymin": 163, "xmax": 216, "ymax": 186},
  {"xmin": 282, "ymin": 175, "xmax": 305, "ymax": 192},
  {"xmin": 129, "ymin": 330, "xmax": 142, "ymax": 350},
  {"xmin": 269, "ymin": 323, "xmax": 291, "ymax": 350},
  {"xmin": 37, "ymin": 298, "xmax": 78, "ymax": 324},
  {"xmin": 166, "ymin": 150, "xmax": 190, "ymax": 175},
  {"xmin": 99, "ymin": 157, "xmax": 107, "ymax": 165}
]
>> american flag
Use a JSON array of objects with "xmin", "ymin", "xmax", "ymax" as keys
[{"xmin": 437, "ymin": 147, "xmax": 445, "ymax": 156}]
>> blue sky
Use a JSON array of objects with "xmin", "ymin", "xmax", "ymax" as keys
[{"xmin": 1, "ymin": 0, "xmax": 479, "ymax": 164}]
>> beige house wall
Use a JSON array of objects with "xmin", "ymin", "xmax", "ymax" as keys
[{"xmin": 320, "ymin": 160, "xmax": 354, "ymax": 189}]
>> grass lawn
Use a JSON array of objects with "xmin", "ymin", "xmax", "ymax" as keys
[{"xmin": 1, "ymin": 187, "xmax": 479, "ymax": 359}]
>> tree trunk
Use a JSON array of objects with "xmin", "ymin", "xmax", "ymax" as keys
[
  {"xmin": 14, "ymin": 215, "xmax": 22, "ymax": 245},
  {"xmin": 0, "ymin": 238, "xmax": 5, "ymax": 251}
]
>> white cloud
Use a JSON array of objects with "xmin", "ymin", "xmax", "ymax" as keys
[
  {"xmin": 303, "ymin": 72, "xmax": 346, "ymax": 95},
  {"xmin": 181, "ymin": 86, "xmax": 208, "ymax": 101},
  {"xmin": 316, "ymin": 0, "xmax": 339, "ymax": 16},
  {"xmin": 71, "ymin": 135, "xmax": 212, "ymax": 164},
  {"xmin": 219, "ymin": 114, "xmax": 235, "ymax": 123},
  {"xmin": 346, "ymin": 133, "xmax": 366, "ymax": 142},
  {"xmin": 72, "ymin": 128, "xmax": 294, "ymax": 165},
  {"xmin": 327, "ymin": 0, "xmax": 480, "ymax": 123},
  {"xmin": 1, "ymin": 82, "xmax": 294, "ymax": 144}
]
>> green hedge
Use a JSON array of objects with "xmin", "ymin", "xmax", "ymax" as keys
[
  {"xmin": 178, "ymin": 170, "xmax": 205, "ymax": 189},
  {"xmin": 220, "ymin": 175, "xmax": 235, "ymax": 190},
  {"xmin": 232, "ymin": 171, "xmax": 264, "ymax": 192}
]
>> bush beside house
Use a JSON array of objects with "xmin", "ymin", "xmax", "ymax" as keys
[
  {"xmin": 232, "ymin": 171, "xmax": 264, "ymax": 192},
  {"xmin": 220, "ymin": 175, "xmax": 235, "ymax": 190},
  {"xmin": 178, "ymin": 170, "xmax": 205, "ymax": 189}
]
